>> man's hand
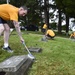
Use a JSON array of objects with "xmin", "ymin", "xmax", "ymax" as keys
[{"xmin": 20, "ymin": 38, "xmax": 25, "ymax": 43}]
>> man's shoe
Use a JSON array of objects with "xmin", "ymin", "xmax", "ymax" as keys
[{"xmin": 2, "ymin": 46, "xmax": 13, "ymax": 53}]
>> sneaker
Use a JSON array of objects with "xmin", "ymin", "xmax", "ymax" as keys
[{"xmin": 2, "ymin": 46, "xmax": 13, "ymax": 53}]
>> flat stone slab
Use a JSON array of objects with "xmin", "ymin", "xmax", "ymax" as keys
[
  {"xmin": 0, "ymin": 55, "xmax": 33, "ymax": 75},
  {"xmin": 0, "ymin": 55, "xmax": 27, "ymax": 72},
  {"xmin": 28, "ymin": 47, "xmax": 42, "ymax": 53}
]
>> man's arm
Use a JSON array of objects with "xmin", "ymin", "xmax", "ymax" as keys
[{"xmin": 13, "ymin": 20, "xmax": 24, "ymax": 42}]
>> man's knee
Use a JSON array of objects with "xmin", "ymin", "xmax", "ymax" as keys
[
  {"xmin": 3, "ymin": 24, "xmax": 10, "ymax": 31},
  {"xmin": 5, "ymin": 27, "xmax": 10, "ymax": 31}
]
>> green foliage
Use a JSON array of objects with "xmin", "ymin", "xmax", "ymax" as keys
[
  {"xmin": 25, "ymin": 0, "xmax": 41, "ymax": 25},
  {"xmin": 55, "ymin": 0, "xmax": 75, "ymax": 17},
  {"xmin": 62, "ymin": 25, "xmax": 66, "ymax": 30},
  {"xmin": 50, "ymin": 22, "xmax": 57, "ymax": 29},
  {"xmin": 0, "ymin": 0, "xmax": 6, "ymax": 4}
]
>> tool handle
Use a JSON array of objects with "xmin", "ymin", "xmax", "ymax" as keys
[
  {"xmin": 22, "ymin": 41, "xmax": 31, "ymax": 54},
  {"xmin": 22, "ymin": 41, "xmax": 25, "ymax": 45}
]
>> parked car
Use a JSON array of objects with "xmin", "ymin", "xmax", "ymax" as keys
[
  {"xmin": 25, "ymin": 24, "xmax": 39, "ymax": 31},
  {"xmin": 20, "ymin": 26, "xmax": 25, "ymax": 30}
]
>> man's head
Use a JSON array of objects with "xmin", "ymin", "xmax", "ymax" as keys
[{"xmin": 18, "ymin": 6, "xmax": 28, "ymax": 16}]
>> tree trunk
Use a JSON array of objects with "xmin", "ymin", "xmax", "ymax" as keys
[
  {"xmin": 44, "ymin": 0, "xmax": 49, "ymax": 28},
  {"xmin": 58, "ymin": 8, "xmax": 62, "ymax": 34},
  {"xmin": 66, "ymin": 15, "xmax": 69, "ymax": 36}
]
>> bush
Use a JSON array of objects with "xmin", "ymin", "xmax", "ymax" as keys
[{"xmin": 50, "ymin": 22, "xmax": 57, "ymax": 29}]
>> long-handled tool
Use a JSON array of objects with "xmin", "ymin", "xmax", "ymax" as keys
[{"xmin": 22, "ymin": 41, "xmax": 35, "ymax": 60}]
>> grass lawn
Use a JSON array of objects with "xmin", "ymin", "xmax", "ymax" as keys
[{"xmin": 0, "ymin": 31, "xmax": 75, "ymax": 75}]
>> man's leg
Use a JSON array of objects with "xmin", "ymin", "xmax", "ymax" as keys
[
  {"xmin": 3, "ymin": 23, "xmax": 13, "ymax": 53},
  {"xmin": 3, "ymin": 23, "xmax": 10, "ymax": 47},
  {"xmin": 0, "ymin": 24, "xmax": 4, "ymax": 36}
]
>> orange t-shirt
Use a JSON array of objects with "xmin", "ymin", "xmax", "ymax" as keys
[
  {"xmin": 43, "ymin": 24, "xmax": 47, "ymax": 29},
  {"xmin": 0, "ymin": 4, "xmax": 19, "ymax": 21},
  {"xmin": 46, "ymin": 29, "xmax": 55, "ymax": 37},
  {"xmin": 70, "ymin": 32, "xmax": 75, "ymax": 37}
]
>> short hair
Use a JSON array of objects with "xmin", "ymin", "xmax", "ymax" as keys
[{"xmin": 21, "ymin": 6, "xmax": 28, "ymax": 10}]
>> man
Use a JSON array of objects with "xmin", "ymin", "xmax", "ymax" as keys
[
  {"xmin": 70, "ymin": 32, "xmax": 75, "ymax": 39},
  {"xmin": 45, "ymin": 29, "xmax": 55, "ymax": 40},
  {"xmin": 0, "ymin": 4, "xmax": 28, "ymax": 53}
]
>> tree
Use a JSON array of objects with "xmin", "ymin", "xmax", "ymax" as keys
[
  {"xmin": 25, "ymin": 0, "xmax": 42, "ymax": 25},
  {"xmin": 55, "ymin": 0, "xmax": 75, "ymax": 34},
  {"xmin": 58, "ymin": 8, "xmax": 62, "ymax": 34},
  {"xmin": 0, "ymin": 0, "xmax": 6, "ymax": 4}
]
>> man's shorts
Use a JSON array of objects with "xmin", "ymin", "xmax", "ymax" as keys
[
  {"xmin": 47, "ymin": 34, "xmax": 55, "ymax": 39},
  {"xmin": 42, "ymin": 28, "xmax": 46, "ymax": 33},
  {"xmin": 0, "ymin": 17, "xmax": 7, "ymax": 24}
]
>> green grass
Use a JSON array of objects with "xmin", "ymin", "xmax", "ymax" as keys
[{"xmin": 0, "ymin": 31, "xmax": 75, "ymax": 75}]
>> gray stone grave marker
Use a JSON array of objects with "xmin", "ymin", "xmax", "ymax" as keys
[
  {"xmin": 0, "ymin": 55, "xmax": 33, "ymax": 75},
  {"xmin": 28, "ymin": 47, "xmax": 42, "ymax": 53}
]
